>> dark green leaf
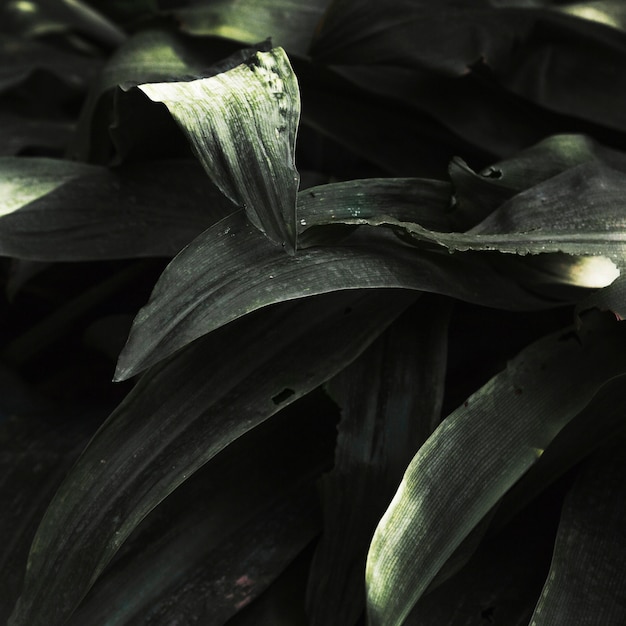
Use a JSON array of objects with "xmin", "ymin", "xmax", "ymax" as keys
[
  {"xmin": 115, "ymin": 210, "xmax": 551, "ymax": 381},
  {"xmin": 70, "ymin": 28, "xmax": 252, "ymax": 163},
  {"xmin": 0, "ymin": 34, "xmax": 100, "ymax": 94},
  {"xmin": 0, "ymin": 157, "xmax": 233, "ymax": 261},
  {"xmin": 529, "ymin": 437, "xmax": 626, "ymax": 625},
  {"xmin": 0, "ymin": 412, "xmax": 99, "ymax": 624},
  {"xmin": 158, "ymin": 0, "xmax": 330, "ymax": 56},
  {"xmin": 450, "ymin": 134, "xmax": 626, "ymax": 229},
  {"xmin": 69, "ymin": 398, "xmax": 336, "ymax": 624},
  {"xmin": 138, "ymin": 46, "xmax": 300, "ymax": 251},
  {"xmin": 365, "ymin": 313, "xmax": 626, "ymax": 626},
  {"xmin": 0, "ymin": 110, "xmax": 73, "ymax": 156},
  {"xmin": 297, "ymin": 177, "xmax": 453, "ymax": 236},
  {"xmin": 9, "ymin": 290, "xmax": 414, "ymax": 626},
  {"xmin": 493, "ymin": 378, "xmax": 626, "ymax": 530},
  {"xmin": 0, "ymin": 0, "xmax": 126, "ymax": 47},
  {"xmin": 306, "ymin": 297, "xmax": 450, "ymax": 625}
]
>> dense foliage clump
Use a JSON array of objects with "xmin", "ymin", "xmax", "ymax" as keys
[{"xmin": 1, "ymin": 2, "xmax": 626, "ymax": 625}]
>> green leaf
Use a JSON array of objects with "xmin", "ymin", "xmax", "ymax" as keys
[
  {"xmin": 0, "ymin": 412, "xmax": 98, "ymax": 624},
  {"xmin": 0, "ymin": 34, "xmax": 100, "ymax": 94},
  {"xmin": 68, "ymin": 398, "xmax": 336, "ymax": 624},
  {"xmin": 306, "ymin": 297, "xmax": 451, "ymax": 626},
  {"xmin": 158, "ymin": 0, "xmax": 330, "ymax": 56},
  {"xmin": 70, "ymin": 28, "xmax": 252, "ymax": 163},
  {"xmin": 492, "ymin": 377, "xmax": 626, "ymax": 530},
  {"xmin": 0, "ymin": 109, "xmax": 74, "ymax": 156},
  {"xmin": 297, "ymin": 177, "xmax": 453, "ymax": 236},
  {"xmin": 9, "ymin": 290, "xmax": 414, "ymax": 626},
  {"xmin": 0, "ymin": 0, "xmax": 126, "ymax": 46},
  {"xmin": 529, "ymin": 436, "xmax": 626, "ymax": 625},
  {"xmin": 450, "ymin": 134, "xmax": 626, "ymax": 229},
  {"xmin": 114, "ymin": 210, "xmax": 551, "ymax": 381},
  {"xmin": 365, "ymin": 313, "xmax": 626, "ymax": 626},
  {"xmin": 405, "ymin": 480, "xmax": 563, "ymax": 626},
  {"xmin": 319, "ymin": 163, "xmax": 623, "ymax": 290},
  {"xmin": 0, "ymin": 157, "xmax": 233, "ymax": 261},
  {"xmin": 138, "ymin": 46, "xmax": 300, "ymax": 251}
]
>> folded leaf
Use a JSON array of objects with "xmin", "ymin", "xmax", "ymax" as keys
[
  {"xmin": 366, "ymin": 313, "xmax": 626, "ymax": 626},
  {"xmin": 529, "ymin": 436, "xmax": 626, "ymax": 626},
  {"xmin": 9, "ymin": 290, "xmax": 414, "ymax": 626},
  {"xmin": 139, "ymin": 46, "xmax": 300, "ymax": 251}
]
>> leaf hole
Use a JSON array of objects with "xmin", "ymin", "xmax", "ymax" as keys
[
  {"xmin": 483, "ymin": 167, "xmax": 502, "ymax": 179},
  {"xmin": 272, "ymin": 388, "xmax": 295, "ymax": 405}
]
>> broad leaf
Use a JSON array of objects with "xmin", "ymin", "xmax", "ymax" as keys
[
  {"xmin": 0, "ymin": 35, "xmax": 100, "ymax": 95},
  {"xmin": 405, "ymin": 479, "xmax": 564, "ymax": 626},
  {"xmin": 0, "ymin": 412, "xmax": 100, "ymax": 624},
  {"xmin": 0, "ymin": 157, "xmax": 233, "ymax": 261},
  {"xmin": 0, "ymin": 0, "xmax": 125, "ymax": 47},
  {"xmin": 69, "ymin": 397, "xmax": 336, "ymax": 624},
  {"xmin": 114, "ymin": 210, "xmax": 553, "ymax": 381},
  {"xmin": 158, "ymin": 0, "xmax": 330, "ymax": 57},
  {"xmin": 70, "ymin": 29, "xmax": 253, "ymax": 163},
  {"xmin": 311, "ymin": 3, "xmax": 626, "ymax": 157},
  {"xmin": 450, "ymin": 133, "xmax": 626, "ymax": 228},
  {"xmin": 529, "ymin": 437, "xmax": 626, "ymax": 625},
  {"xmin": 139, "ymin": 46, "xmax": 300, "ymax": 251},
  {"xmin": 366, "ymin": 313, "xmax": 626, "ymax": 626},
  {"xmin": 0, "ymin": 110, "xmax": 73, "ymax": 157},
  {"xmin": 9, "ymin": 290, "xmax": 414, "ymax": 626},
  {"xmin": 306, "ymin": 297, "xmax": 450, "ymax": 625}
]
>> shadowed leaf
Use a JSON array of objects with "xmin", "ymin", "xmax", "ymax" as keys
[
  {"xmin": 9, "ymin": 290, "xmax": 414, "ymax": 626},
  {"xmin": 69, "ymin": 397, "xmax": 337, "ymax": 625},
  {"xmin": 529, "ymin": 436, "xmax": 626, "ymax": 626},
  {"xmin": 306, "ymin": 297, "xmax": 450, "ymax": 625}
]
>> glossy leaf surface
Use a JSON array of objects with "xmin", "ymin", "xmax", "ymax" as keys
[{"xmin": 139, "ymin": 46, "xmax": 300, "ymax": 251}]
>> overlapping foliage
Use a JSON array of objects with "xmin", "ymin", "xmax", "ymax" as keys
[{"xmin": 1, "ymin": 1, "xmax": 626, "ymax": 625}]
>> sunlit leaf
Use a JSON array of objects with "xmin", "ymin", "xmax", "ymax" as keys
[
  {"xmin": 139, "ymin": 46, "xmax": 300, "ymax": 251},
  {"xmin": 0, "ymin": 157, "xmax": 233, "ymax": 261},
  {"xmin": 366, "ymin": 313, "xmax": 626, "ymax": 626},
  {"xmin": 529, "ymin": 437, "xmax": 626, "ymax": 625},
  {"xmin": 306, "ymin": 298, "xmax": 450, "ymax": 625},
  {"xmin": 9, "ymin": 290, "xmax": 414, "ymax": 626}
]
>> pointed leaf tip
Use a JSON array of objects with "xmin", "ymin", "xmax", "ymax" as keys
[{"xmin": 139, "ymin": 46, "xmax": 300, "ymax": 252}]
